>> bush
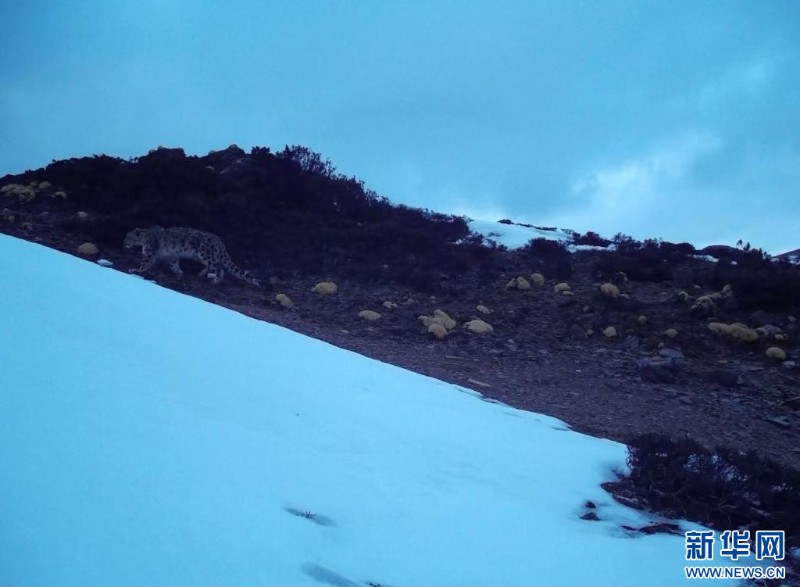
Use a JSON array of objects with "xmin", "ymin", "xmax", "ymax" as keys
[
  {"xmin": 714, "ymin": 263, "xmax": 800, "ymax": 312},
  {"xmin": 519, "ymin": 238, "xmax": 572, "ymax": 279},
  {"xmin": 19, "ymin": 145, "xmax": 484, "ymax": 291},
  {"xmin": 572, "ymin": 231, "xmax": 611, "ymax": 247},
  {"xmin": 608, "ymin": 433, "xmax": 800, "ymax": 546},
  {"xmin": 595, "ymin": 239, "xmax": 697, "ymax": 283}
]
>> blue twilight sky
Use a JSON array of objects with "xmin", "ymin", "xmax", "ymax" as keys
[{"xmin": 1, "ymin": 1, "xmax": 798, "ymax": 253}]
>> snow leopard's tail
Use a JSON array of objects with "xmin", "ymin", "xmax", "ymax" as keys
[{"xmin": 216, "ymin": 247, "xmax": 261, "ymax": 287}]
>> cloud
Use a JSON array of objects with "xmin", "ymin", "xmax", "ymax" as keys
[
  {"xmin": 537, "ymin": 132, "xmax": 720, "ymax": 239},
  {"xmin": 0, "ymin": 1, "xmax": 798, "ymax": 252}
]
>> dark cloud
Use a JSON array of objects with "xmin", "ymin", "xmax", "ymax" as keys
[{"xmin": 1, "ymin": 1, "xmax": 797, "ymax": 251}]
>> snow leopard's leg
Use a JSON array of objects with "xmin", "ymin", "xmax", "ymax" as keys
[
  {"xmin": 130, "ymin": 245, "xmax": 158, "ymax": 274},
  {"xmin": 206, "ymin": 261, "xmax": 224, "ymax": 284},
  {"xmin": 165, "ymin": 257, "xmax": 183, "ymax": 276}
]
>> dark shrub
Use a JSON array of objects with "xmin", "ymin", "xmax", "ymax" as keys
[
  {"xmin": 15, "ymin": 145, "xmax": 483, "ymax": 291},
  {"xmin": 519, "ymin": 238, "xmax": 573, "ymax": 279},
  {"xmin": 572, "ymin": 231, "xmax": 611, "ymax": 247},
  {"xmin": 596, "ymin": 239, "xmax": 697, "ymax": 283},
  {"xmin": 611, "ymin": 433, "xmax": 800, "ymax": 546}
]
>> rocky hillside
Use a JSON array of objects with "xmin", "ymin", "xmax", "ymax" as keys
[{"xmin": 2, "ymin": 145, "xmax": 800, "ymax": 570}]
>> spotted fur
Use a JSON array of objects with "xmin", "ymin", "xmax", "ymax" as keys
[{"xmin": 123, "ymin": 226, "xmax": 260, "ymax": 286}]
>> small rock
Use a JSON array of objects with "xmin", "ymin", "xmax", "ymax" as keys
[
  {"xmin": 764, "ymin": 415, "xmax": 792, "ymax": 428},
  {"xmin": 782, "ymin": 360, "xmax": 796, "ymax": 370},
  {"xmin": 275, "ymin": 293, "xmax": 294, "ymax": 309},
  {"xmin": 428, "ymin": 323, "xmax": 447, "ymax": 340},
  {"xmin": 433, "ymin": 309, "xmax": 457, "ymax": 330},
  {"xmin": 311, "ymin": 281, "xmax": 338, "ymax": 295},
  {"xmin": 569, "ymin": 324, "xmax": 588, "ymax": 340},
  {"xmin": 358, "ymin": 310, "xmax": 381, "ymax": 321},
  {"xmin": 464, "ymin": 319, "xmax": 494, "ymax": 334},
  {"xmin": 584, "ymin": 500, "xmax": 596, "ymax": 509},
  {"xmin": 96, "ymin": 259, "xmax": 114, "ymax": 268},
  {"xmin": 77, "ymin": 242, "xmax": 99, "ymax": 256},
  {"xmin": 530, "ymin": 272, "xmax": 545, "ymax": 287},
  {"xmin": 765, "ymin": 347, "xmax": 787, "ymax": 361},
  {"xmin": 636, "ymin": 356, "xmax": 679, "ymax": 383},
  {"xmin": 658, "ymin": 348, "xmax": 685, "ymax": 360},
  {"xmin": 581, "ymin": 512, "xmax": 600, "ymax": 521}
]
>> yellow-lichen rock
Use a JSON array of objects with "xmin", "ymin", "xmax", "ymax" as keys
[
  {"xmin": 553, "ymin": 282, "xmax": 571, "ymax": 294},
  {"xmin": 382, "ymin": 301, "xmax": 398, "ymax": 310},
  {"xmin": 1, "ymin": 183, "xmax": 35, "ymax": 202},
  {"xmin": 465, "ymin": 319, "xmax": 494, "ymax": 334},
  {"xmin": 418, "ymin": 315, "xmax": 445, "ymax": 329},
  {"xmin": 530, "ymin": 272, "xmax": 545, "ymax": 287},
  {"xmin": 600, "ymin": 283, "xmax": 619, "ymax": 298},
  {"xmin": 275, "ymin": 293, "xmax": 294, "ymax": 309},
  {"xmin": 75, "ymin": 211, "xmax": 90, "ymax": 221},
  {"xmin": 637, "ymin": 315, "xmax": 648, "ymax": 325},
  {"xmin": 708, "ymin": 322, "xmax": 759, "ymax": 342},
  {"xmin": 433, "ymin": 309, "xmax": 457, "ymax": 330},
  {"xmin": 428, "ymin": 323, "xmax": 448, "ymax": 340},
  {"xmin": 311, "ymin": 281, "xmax": 338, "ymax": 295},
  {"xmin": 77, "ymin": 242, "xmax": 99, "ymax": 256},
  {"xmin": 736, "ymin": 325, "xmax": 758, "ymax": 341},
  {"xmin": 766, "ymin": 347, "xmax": 787, "ymax": 361},
  {"xmin": 664, "ymin": 328, "xmax": 678, "ymax": 338},
  {"xmin": 359, "ymin": 310, "xmax": 381, "ymax": 321},
  {"xmin": 15, "ymin": 185, "xmax": 36, "ymax": 203},
  {"xmin": 708, "ymin": 322, "xmax": 729, "ymax": 335},
  {"xmin": 603, "ymin": 326, "xmax": 617, "ymax": 338},
  {"xmin": 476, "ymin": 304, "xmax": 492, "ymax": 315},
  {"xmin": 692, "ymin": 295, "xmax": 716, "ymax": 312},
  {"xmin": 506, "ymin": 276, "xmax": 530, "ymax": 290}
]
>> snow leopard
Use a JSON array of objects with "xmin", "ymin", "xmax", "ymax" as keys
[{"xmin": 123, "ymin": 226, "xmax": 260, "ymax": 286}]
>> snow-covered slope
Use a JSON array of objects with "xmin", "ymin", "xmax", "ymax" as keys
[
  {"xmin": 0, "ymin": 235, "xmax": 740, "ymax": 586},
  {"xmin": 467, "ymin": 218, "xmax": 573, "ymax": 249}
]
